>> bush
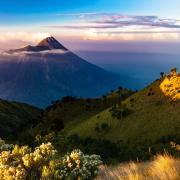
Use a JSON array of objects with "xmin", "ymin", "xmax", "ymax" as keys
[
  {"xmin": 0, "ymin": 139, "xmax": 102, "ymax": 179},
  {"xmin": 95, "ymin": 123, "xmax": 111, "ymax": 133},
  {"xmin": 109, "ymin": 104, "xmax": 133, "ymax": 120},
  {"xmin": 57, "ymin": 134, "xmax": 122, "ymax": 163},
  {"xmin": 0, "ymin": 138, "xmax": 14, "ymax": 152},
  {"xmin": 42, "ymin": 149, "xmax": 102, "ymax": 179},
  {"xmin": 101, "ymin": 123, "xmax": 110, "ymax": 132}
]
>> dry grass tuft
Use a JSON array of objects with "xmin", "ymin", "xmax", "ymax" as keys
[
  {"xmin": 97, "ymin": 154, "xmax": 180, "ymax": 180},
  {"xmin": 148, "ymin": 154, "xmax": 180, "ymax": 180}
]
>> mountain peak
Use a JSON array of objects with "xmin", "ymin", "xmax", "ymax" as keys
[
  {"xmin": 6, "ymin": 36, "xmax": 68, "ymax": 53},
  {"xmin": 37, "ymin": 36, "xmax": 67, "ymax": 50}
]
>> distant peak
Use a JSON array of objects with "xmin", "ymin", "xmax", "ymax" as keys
[
  {"xmin": 6, "ymin": 36, "xmax": 68, "ymax": 53},
  {"xmin": 37, "ymin": 36, "xmax": 67, "ymax": 50}
]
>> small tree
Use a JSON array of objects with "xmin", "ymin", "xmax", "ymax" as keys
[
  {"xmin": 110, "ymin": 104, "xmax": 133, "ymax": 120},
  {"xmin": 160, "ymin": 72, "xmax": 164, "ymax": 78},
  {"xmin": 171, "ymin": 68, "xmax": 177, "ymax": 74},
  {"xmin": 101, "ymin": 123, "xmax": 110, "ymax": 132}
]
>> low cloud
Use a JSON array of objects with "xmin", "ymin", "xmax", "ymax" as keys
[{"xmin": 0, "ymin": 49, "xmax": 69, "ymax": 58}]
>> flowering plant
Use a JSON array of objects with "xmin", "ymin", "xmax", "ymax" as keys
[
  {"xmin": 0, "ymin": 138, "xmax": 102, "ymax": 179},
  {"xmin": 42, "ymin": 149, "xmax": 102, "ymax": 179}
]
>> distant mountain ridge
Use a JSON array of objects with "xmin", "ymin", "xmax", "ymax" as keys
[{"xmin": 0, "ymin": 36, "xmax": 127, "ymax": 107}]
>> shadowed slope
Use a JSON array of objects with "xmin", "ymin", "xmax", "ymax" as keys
[{"xmin": 0, "ymin": 99, "xmax": 41, "ymax": 138}]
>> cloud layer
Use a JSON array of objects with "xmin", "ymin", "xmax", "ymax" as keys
[
  {"xmin": 47, "ymin": 13, "xmax": 180, "ymax": 41},
  {"xmin": 1, "ymin": 49, "xmax": 68, "ymax": 57},
  {"xmin": 0, "ymin": 13, "xmax": 180, "ymax": 50},
  {"xmin": 54, "ymin": 13, "xmax": 180, "ymax": 30}
]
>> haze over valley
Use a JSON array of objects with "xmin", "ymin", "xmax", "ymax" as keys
[{"xmin": 77, "ymin": 50, "xmax": 180, "ymax": 89}]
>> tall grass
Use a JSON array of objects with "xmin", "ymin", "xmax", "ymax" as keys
[{"xmin": 97, "ymin": 154, "xmax": 180, "ymax": 180}]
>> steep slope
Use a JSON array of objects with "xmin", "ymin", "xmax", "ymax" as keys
[
  {"xmin": 0, "ymin": 37, "xmax": 128, "ymax": 107},
  {"xmin": 0, "ymin": 99, "xmax": 41, "ymax": 138},
  {"xmin": 67, "ymin": 69, "xmax": 180, "ymax": 145}
]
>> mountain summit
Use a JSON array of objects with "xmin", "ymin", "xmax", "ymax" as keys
[
  {"xmin": 37, "ymin": 36, "xmax": 67, "ymax": 50},
  {"xmin": 7, "ymin": 36, "xmax": 67, "ymax": 53}
]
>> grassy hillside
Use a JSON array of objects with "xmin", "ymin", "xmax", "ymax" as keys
[
  {"xmin": 37, "ymin": 88, "xmax": 134, "ymax": 133},
  {"xmin": 30, "ymin": 69, "xmax": 179, "ymax": 162},
  {"xmin": 0, "ymin": 99, "xmax": 41, "ymax": 139},
  {"xmin": 67, "ymin": 69, "xmax": 180, "ymax": 146}
]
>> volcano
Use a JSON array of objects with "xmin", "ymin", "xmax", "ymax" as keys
[
  {"xmin": 7, "ymin": 36, "xmax": 68, "ymax": 53},
  {"xmin": 0, "ymin": 37, "xmax": 127, "ymax": 107}
]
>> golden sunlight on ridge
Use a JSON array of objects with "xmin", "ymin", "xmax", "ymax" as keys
[{"xmin": 160, "ymin": 68, "xmax": 180, "ymax": 100}]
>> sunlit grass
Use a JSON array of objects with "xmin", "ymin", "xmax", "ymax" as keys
[
  {"xmin": 97, "ymin": 154, "xmax": 180, "ymax": 180},
  {"xmin": 160, "ymin": 68, "xmax": 180, "ymax": 101}
]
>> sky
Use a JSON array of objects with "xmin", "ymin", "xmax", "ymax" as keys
[{"xmin": 0, "ymin": 0, "xmax": 180, "ymax": 52}]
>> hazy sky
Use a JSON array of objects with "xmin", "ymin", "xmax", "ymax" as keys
[{"xmin": 0, "ymin": 0, "xmax": 180, "ymax": 52}]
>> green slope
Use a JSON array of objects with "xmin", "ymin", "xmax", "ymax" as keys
[
  {"xmin": 37, "ymin": 88, "xmax": 134, "ymax": 133},
  {"xmin": 67, "ymin": 71, "xmax": 180, "ymax": 145},
  {"xmin": 0, "ymin": 99, "xmax": 41, "ymax": 139},
  {"xmin": 31, "ymin": 69, "xmax": 180, "ymax": 162}
]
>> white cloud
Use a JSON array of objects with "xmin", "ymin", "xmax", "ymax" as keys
[
  {"xmin": 47, "ymin": 13, "xmax": 180, "ymax": 41},
  {"xmin": 1, "ymin": 49, "xmax": 68, "ymax": 57}
]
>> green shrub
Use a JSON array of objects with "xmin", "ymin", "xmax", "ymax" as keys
[
  {"xmin": 95, "ymin": 123, "xmax": 111, "ymax": 134},
  {"xmin": 109, "ymin": 104, "xmax": 133, "ymax": 120},
  {"xmin": 0, "ymin": 139, "xmax": 102, "ymax": 179},
  {"xmin": 101, "ymin": 123, "xmax": 111, "ymax": 132},
  {"xmin": 42, "ymin": 149, "xmax": 102, "ymax": 179}
]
